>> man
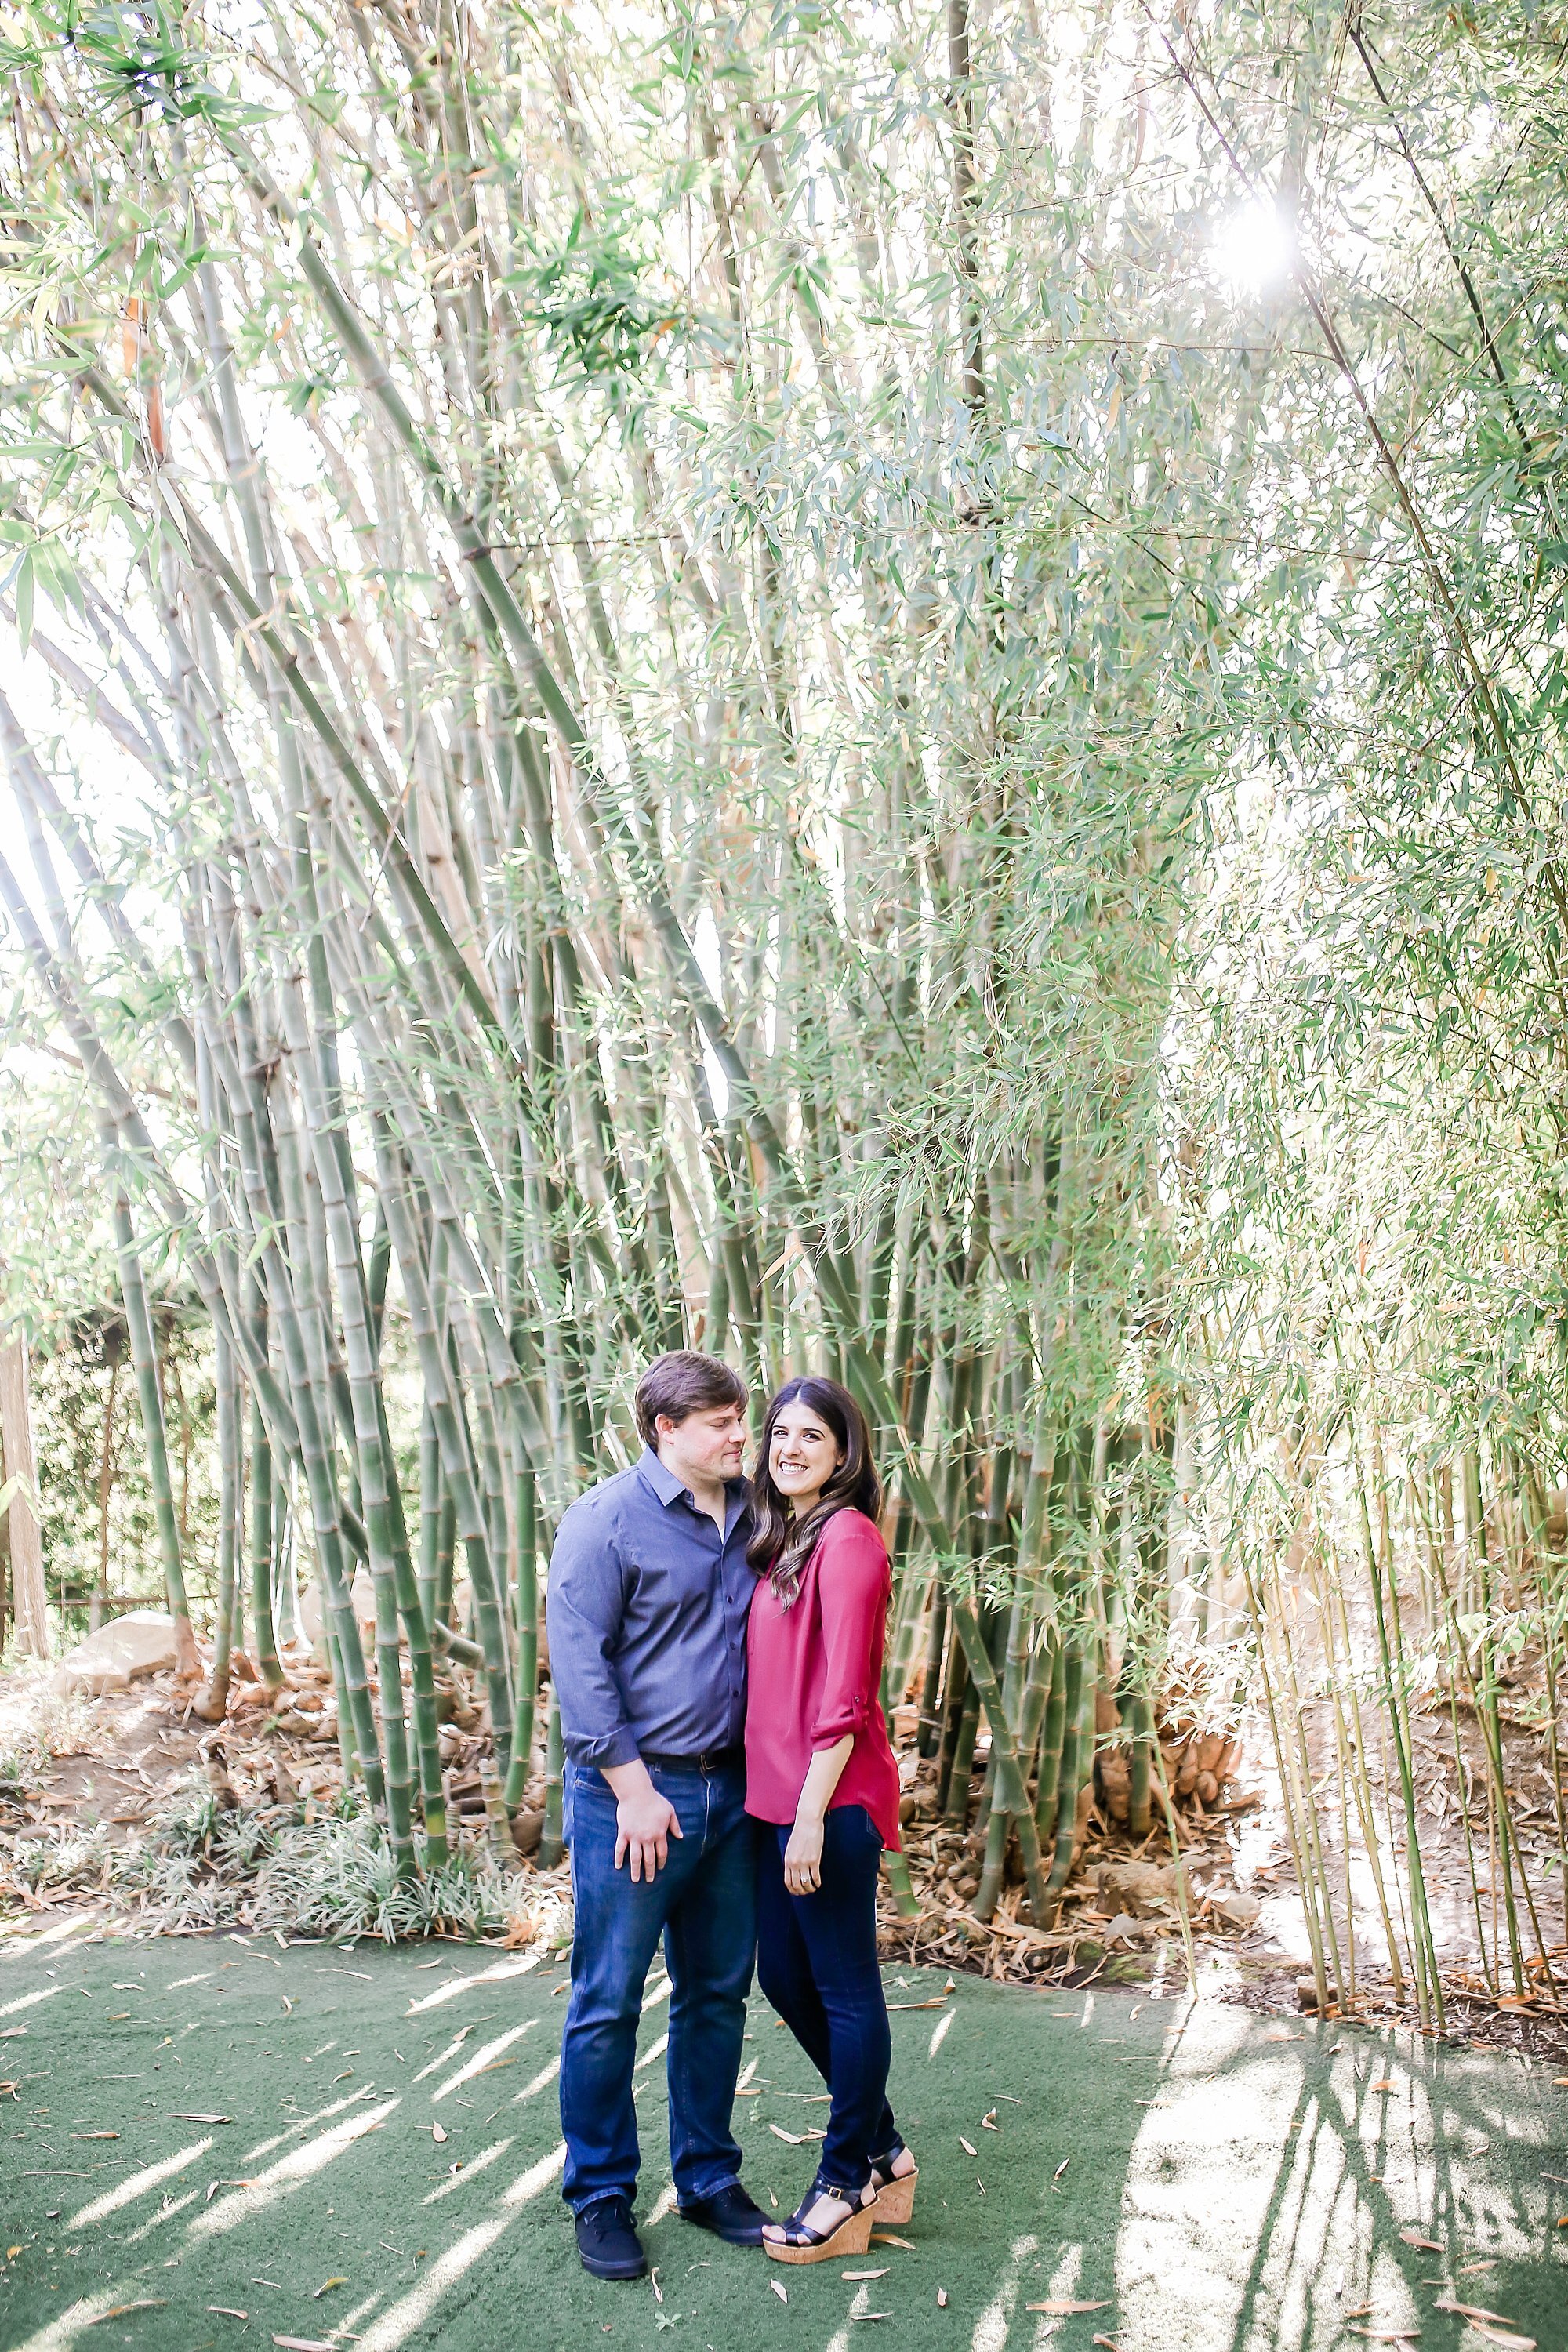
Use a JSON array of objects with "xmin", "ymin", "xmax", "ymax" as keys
[{"xmin": 546, "ymin": 1349, "xmax": 766, "ymax": 2281}]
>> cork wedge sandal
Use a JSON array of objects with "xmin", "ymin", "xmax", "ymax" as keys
[
  {"xmin": 868, "ymin": 2139, "xmax": 919, "ymax": 2226},
  {"xmin": 763, "ymin": 2172, "xmax": 878, "ymax": 2266}
]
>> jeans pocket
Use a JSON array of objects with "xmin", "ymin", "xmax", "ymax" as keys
[
  {"xmin": 564, "ymin": 1762, "xmax": 610, "ymax": 1846},
  {"xmin": 831, "ymin": 1803, "xmax": 882, "ymax": 1860}
]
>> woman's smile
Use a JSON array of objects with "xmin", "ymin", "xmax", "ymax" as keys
[{"xmin": 768, "ymin": 1403, "xmax": 844, "ymax": 1502}]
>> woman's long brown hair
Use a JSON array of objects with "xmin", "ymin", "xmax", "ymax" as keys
[{"xmin": 746, "ymin": 1376, "xmax": 883, "ymax": 1608}]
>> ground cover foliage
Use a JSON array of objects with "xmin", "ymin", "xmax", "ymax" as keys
[{"xmin": 0, "ymin": 0, "xmax": 1566, "ymax": 2027}]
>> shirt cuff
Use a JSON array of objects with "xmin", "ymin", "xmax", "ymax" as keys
[
  {"xmin": 811, "ymin": 1704, "xmax": 869, "ymax": 1748},
  {"xmin": 565, "ymin": 1726, "xmax": 643, "ymax": 1770}
]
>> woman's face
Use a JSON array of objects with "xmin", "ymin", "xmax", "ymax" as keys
[{"xmin": 768, "ymin": 1399, "xmax": 845, "ymax": 1508}]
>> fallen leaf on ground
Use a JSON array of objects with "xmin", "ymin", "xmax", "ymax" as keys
[
  {"xmin": 981, "ymin": 2111, "xmax": 998, "ymax": 2131},
  {"xmin": 958, "ymin": 2136, "xmax": 978, "ymax": 2157},
  {"xmin": 870, "ymin": 2233, "xmax": 915, "ymax": 2249},
  {"xmin": 1464, "ymin": 2331, "xmax": 1534, "ymax": 2350},
  {"xmin": 0, "ymin": 2028, "xmax": 27, "ymax": 2039},
  {"xmin": 1399, "ymin": 2230, "xmax": 1442, "ymax": 2251},
  {"xmin": 887, "ymin": 1998, "xmax": 948, "ymax": 2010},
  {"xmin": 1053, "ymin": 2158, "xmax": 1070, "ymax": 2181},
  {"xmin": 1433, "ymin": 2304, "xmax": 1513, "ymax": 2326},
  {"xmin": 769, "ymin": 2125, "xmax": 824, "ymax": 2144},
  {"xmin": 311, "ymin": 2278, "xmax": 347, "ymax": 2299},
  {"xmin": 1458, "ymin": 2263, "xmax": 1498, "ymax": 2275},
  {"xmin": 1026, "ymin": 2301, "xmax": 1110, "ymax": 2316},
  {"xmin": 71, "ymin": 2132, "xmax": 118, "ymax": 2141},
  {"xmin": 851, "ymin": 2314, "xmax": 889, "ymax": 2323},
  {"xmin": 1370, "ymin": 2080, "xmax": 1398, "ymax": 2093},
  {"xmin": 841, "ymin": 2269, "xmax": 889, "ymax": 2281},
  {"xmin": 204, "ymin": 2180, "xmax": 256, "ymax": 2202},
  {"xmin": 1345, "ymin": 2332, "xmax": 1420, "ymax": 2344},
  {"xmin": 207, "ymin": 2310, "xmax": 248, "ymax": 2321},
  {"xmin": 770, "ymin": 2281, "xmax": 787, "ymax": 2303},
  {"xmin": 270, "ymin": 2338, "xmax": 333, "ymax": 2351},
  {"xmin": 172, "ymin": 2114, "xmax": 232, "ymax": 2124},
  {"xmin": 937, "ymin": 2288, "xmax": 949, "ymax": 2307},
  {"xmin": 1092, "ymin": 2337, "xmax": 1120, "ymax": 2351},
  {"xmin": 84, "ymin": 2307, "xmax": 169, "ymax": 2326},
  {"xmin": 431, "ymin": 2122, "xmax": 448, "ymax": 2144},
  {"xmin": 650, "ymin": 2267, "xmax": 662, "ymax": 2306}
]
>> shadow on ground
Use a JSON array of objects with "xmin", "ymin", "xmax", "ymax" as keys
[{"xmin": 0, "ymin": 1912, "xmax": 1563, "ymax": 2352}]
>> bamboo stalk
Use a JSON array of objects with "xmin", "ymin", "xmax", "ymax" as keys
[
  {"xmin": 249, "ymin": 1393, "xmax": 282, "ymax": 1691},
  {"xmin": 195, "ymin": 1324, "xmax": 241, "ymax": 1722},
  {"xmin": 539, "ymin": 1686, "xmax": 565, "ymax": 1871},
  {"xmin": 1348, "ymin": 1417, "xmax": 1442, "ymax": 2031},
  {"xmin": 108, "ymin": 1156, "xmax": 198, "ymax": 1679}
]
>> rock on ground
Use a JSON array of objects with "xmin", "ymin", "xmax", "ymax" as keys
[
  {"xmin": 53, "ymin": 1610, "xmax": 181, "ymax": 1697},
  {"xmin": 1096, "ymin": 1858, "xmax": 1186, "ymax": 1918}
]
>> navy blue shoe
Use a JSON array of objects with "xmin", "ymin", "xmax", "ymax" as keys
[
  {"xmin": 677, "ymin": 2181, "xmax": 768, "ymax": 2246},
  {"xmin": 575, "ymin": 2194, "xmax": 648, "ymax": 2279}
]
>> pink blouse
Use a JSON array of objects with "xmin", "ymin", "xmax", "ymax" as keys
[{"xmin": 744, "ymin": 1507, "xmax": 902, "ymax": 1852}]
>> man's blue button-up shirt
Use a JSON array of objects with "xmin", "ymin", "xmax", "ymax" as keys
[{"xmin": 545, "ymin": 1448, "xmax": 755, "ymax": 1769}]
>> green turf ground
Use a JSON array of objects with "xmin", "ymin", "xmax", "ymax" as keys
[{"xmin": 1, "ymin": 1916, "xmax": 1563, "ymax": 2352}]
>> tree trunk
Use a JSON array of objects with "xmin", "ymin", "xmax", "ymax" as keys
[{"xmin": 0, "ymin": 1334, "xmax": 49, "ymax": 1659}]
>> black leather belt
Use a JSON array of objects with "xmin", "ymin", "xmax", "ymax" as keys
[{"xmin": 641, "ymin": 1745, "xmax": 743, "ymax": 1774}]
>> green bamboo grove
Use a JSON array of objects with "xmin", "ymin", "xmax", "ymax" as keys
[{"xmin": 2, "ymin": 0, "xmax": 1567, "ymax": 2003}]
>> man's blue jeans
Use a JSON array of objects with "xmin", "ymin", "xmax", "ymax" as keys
[{"xmin": 560, "ymin": 1757, "xmax": 755, "ymax": 2215}]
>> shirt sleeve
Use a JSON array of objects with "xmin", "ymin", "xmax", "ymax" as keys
[
  {"xmin": 544, "ymin": 1499, "xmax": 641, "ymax": 1769},
  {"xmin": 809, "ymin": 1516, "xmax": 891, "ymax": 1750}
]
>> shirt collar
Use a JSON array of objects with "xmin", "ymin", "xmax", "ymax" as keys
[
  {"xmin": 637, "ymin": 1446, "xmax": 689, "ymax": 1508},
  {"xmin": 637, "ymin": 1446, "xmax": 750, "ymax": 1525}
]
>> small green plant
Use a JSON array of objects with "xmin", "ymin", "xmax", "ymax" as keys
[{"xmin": 2, "ymin": 1775, "xmax": 573, "ymax": 1947}]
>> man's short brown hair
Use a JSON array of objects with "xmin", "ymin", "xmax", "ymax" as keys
[{"xmin": 634, "ymin": 1351, "xmax": 747, "ymax": 1449}]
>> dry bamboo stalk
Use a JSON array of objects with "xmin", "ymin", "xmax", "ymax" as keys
[{"xmin": 0, "ymin": 1331, "xmax": 49, "ymax": 1659}]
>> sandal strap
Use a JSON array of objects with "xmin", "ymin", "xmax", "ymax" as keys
[
  {"xmin": 776, "ymin": 2172, "xmax": 870, "ymax": 2245},
  {"xmin": 867, "ymin": 2136, "xmax": 906, "ymax": 2181}
]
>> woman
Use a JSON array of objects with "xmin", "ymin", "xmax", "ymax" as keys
[{"xmin": 744, "ymin": 1375, "xmax": 918, "ymax": 2263}]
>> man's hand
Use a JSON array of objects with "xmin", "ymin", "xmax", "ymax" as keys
[{"xmin": 603, "ymin": 1759, "xmax": 683, "ymax": 1882}]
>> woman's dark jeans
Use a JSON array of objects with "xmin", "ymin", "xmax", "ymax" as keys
[{"xmin": 754, "ymin": 1802, "xmax": 898, "ymax": 2188}]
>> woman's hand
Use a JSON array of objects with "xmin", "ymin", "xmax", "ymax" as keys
[
  {"xmin": 784, "ymin": 1737, "xmax": 853, "ymax": 1892},
  {"xmin": 782, "ymin": 1810, "xmax": 826, "ymax": 1894}
]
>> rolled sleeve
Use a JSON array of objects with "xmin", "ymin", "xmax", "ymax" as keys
[
  {"xmin": 545, "ymin": 1500, "xmax": 639, "ymax": 1769},
  {"xmin": 809, "ymin": 1519, "xmax": 891, "ymax": 1750}
]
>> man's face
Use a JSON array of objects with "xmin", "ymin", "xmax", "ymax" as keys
[{"xmin": 656, "ymin": 1403, "xmax": 748, "ymax": 1490}]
